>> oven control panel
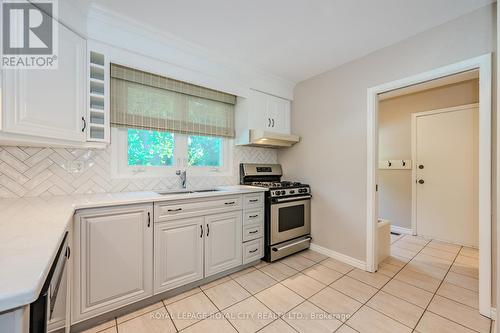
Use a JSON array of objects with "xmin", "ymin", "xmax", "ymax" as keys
[{"xmin": 271, "ymin": 187, "xmax": 310, "ymax": 197}]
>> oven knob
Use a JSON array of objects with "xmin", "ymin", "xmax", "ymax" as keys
[
  {"xmin": 289, "ymin": 190, "xmax": 295, "ymax": 194},
  {"xmin": 280, "ymin": 190, "xmax": 286, "ymax": 195}
]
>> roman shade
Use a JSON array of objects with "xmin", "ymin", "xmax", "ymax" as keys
[{"xmin": 110, "ymin": 64, "xmax": 236, "ymax": 137}]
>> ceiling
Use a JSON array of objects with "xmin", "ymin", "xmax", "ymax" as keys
[{"xmin": 76, "ymin": 0, "xmax": 493, "ymax": 83}]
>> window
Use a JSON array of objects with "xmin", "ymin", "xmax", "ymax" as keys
[
  {"xmin": 112, "ymin": 127, "xmax": 231, "ymax": 178},
  {"xmin": 109, "ymin": 64, "xmax": 235, "ymax": 178}
]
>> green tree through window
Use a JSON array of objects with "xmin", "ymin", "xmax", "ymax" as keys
[
  {"xmin": 188, "ymin": 135, "xmax": 222, "ymax": 167},
  {"xmin": 128, "ymin": 129, "xmax": 174, "ymax": 166}
]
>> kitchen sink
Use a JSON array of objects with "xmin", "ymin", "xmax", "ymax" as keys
[
  {"xmin": 156, "ymin": 190, "xmax": 194, "ymax": 195},
  {"xmin": 156, "ymin": 189, "xmax": 222, "ymax": 195},
  {"xmin": 193, "ymin": 189, "xmax": 222, "ymax": 193}
]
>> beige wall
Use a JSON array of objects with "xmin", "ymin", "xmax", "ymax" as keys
[
  {"xmin": 278, "ymin": 4, "xmax": 496, "ymax": 302},
  {"xmin": 378, "ymin": 79, "xmax": 479, "ymax": 229}
]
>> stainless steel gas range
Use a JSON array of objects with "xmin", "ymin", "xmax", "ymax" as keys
[{"xmin": 240, "ymin": 163, "xmax": 311, "ymax": 262}]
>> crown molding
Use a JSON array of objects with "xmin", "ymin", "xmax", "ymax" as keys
[{"xmin": 85, "ymin": 4, "xmax": 295, "ymax": 99}]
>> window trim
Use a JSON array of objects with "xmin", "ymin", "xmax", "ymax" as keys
[{"xmin": 110, "ymin": 127, "xmax": 232, "ymax": 179}]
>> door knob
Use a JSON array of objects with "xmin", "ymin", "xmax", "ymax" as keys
[{"xmin": 418, "ymin": 179, "xmax": 425, "ymax": 184}]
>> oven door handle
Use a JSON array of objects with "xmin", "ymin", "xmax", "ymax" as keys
[
  {"xmin": 272, "ymin": 237, "xmax": 312, "ymax": 252},
  {"xmin": 272, "ymin": 195, "xmax": 312, "ymax": 203}
]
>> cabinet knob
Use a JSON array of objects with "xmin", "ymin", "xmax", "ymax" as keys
[{"xmin": 418, "ymin": 179, "xmax": 425, "ymax": 184}]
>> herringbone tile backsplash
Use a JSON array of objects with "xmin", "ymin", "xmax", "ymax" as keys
[{"xmin": 0, "ymin": 145, "xmax": 277, "ymax": 198}]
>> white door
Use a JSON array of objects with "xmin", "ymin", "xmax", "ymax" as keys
[
  {"xmin": 73, "ymin": 204, "xmax": 153, "ymax": 322},
  {"xmin": 154, "ymin": 217, "xmax": 204, "ymax": 294},
  {"xmin": 205, "ymin": 211, "xmax": 242, "ymax": 277},
  {"xmin": 415, "ymin": 106, "xmax": 478, "ymax": 246},
  {"xmin": 2, "ymin": 20, "xmax": 86, "ymax": 142}
]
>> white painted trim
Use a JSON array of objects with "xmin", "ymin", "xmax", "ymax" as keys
[
  {"xmin": 310, "ymin": 243, "xmax": 366, "ymax": 271},
  {"xmin": 390, "ymin": 225, "xmax": 412, "ymax": 235},
  {"xmin": 491, "ymin": 307, "xmax": 496, "ymax": 321},
  {"xmin": 410, "ymin": 103, "xmax": 479, "ymax": 238},
  {"xmin": 366, "ymin": 53, "xmax": 492, "ymax": 317}
]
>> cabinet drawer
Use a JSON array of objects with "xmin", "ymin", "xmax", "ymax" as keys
[
  {"xmin": 243, "ymin": 223, "xmax": 263, "ymax": 242},
  {"xmin": 243, "ymin": 193, "xmax": 264, "ymax": 210},
  {"xmin": 243, "ymin": 238, "xmax": 264, "ymax": 264},
  {"xmin": 243, "ymin": 209, "xmax": 264, "ymax": 225},
  {"xmin": 155, "ymin": 195, "xmax": 242, "ymax": 221}
]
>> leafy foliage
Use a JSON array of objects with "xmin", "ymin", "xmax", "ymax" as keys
[
  {"xmin": 127, "ymin": 129, "xmax": 174, "ymax": 166},
  {"xmin": 188, "ymin": 135, "xmax": 222, "ymax": 167},
  {"xmin": 127, "ymin": 129, "xmax": 222, "ymax": 168}
]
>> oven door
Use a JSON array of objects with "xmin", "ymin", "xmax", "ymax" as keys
[{"xmin": 270, "ymin": 196, "xmax": 311, "ymax": 245}]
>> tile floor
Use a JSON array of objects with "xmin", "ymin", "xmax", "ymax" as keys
[{"xmin": 82, "ymin": 234, "xmax": 493, "ymax": 333}]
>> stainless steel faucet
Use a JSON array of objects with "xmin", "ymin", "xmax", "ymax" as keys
[{"xmin": 176, "ymin": 170, "xmax": 187, "ymax": 189}]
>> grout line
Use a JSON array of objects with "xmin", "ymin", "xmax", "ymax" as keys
[
  {"xmin": 199, "ymin": 288, "xmax": 242, "ymax": 333},
  {"xmin": 162, "ymin": 299, "xmax": 180, "ymax": 333},
  {"xmin": 252, "ymin": 257, "xmax": 351, "ymax": 330},
  {"xmin": 336, "ymin": 236, "xmax": 432, "ymax": 330},
  {"xmin": 410, "ymin": 244, "xmax": 485, "ymax": 333}
]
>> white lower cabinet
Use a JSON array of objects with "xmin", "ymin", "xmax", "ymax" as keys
[
  {"xmin": 73, "ymin": 204, "xmax": 153, "ymax": 323},
  {"xmin": 71, "ymin": 193, "xmax": 263, "ymax": 324},
  {"xmin": 154, "ymin": 211, "xmax": 242, "ymax": 293},
  {"xmin": 154, "ymin": 217, "xmax": 204, "ymax": 294},
  {"xmin": 204, "ymin": 211, "xmax": 242, "ymax": 277}
]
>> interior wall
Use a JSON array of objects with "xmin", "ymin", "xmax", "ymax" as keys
[
  {"xmin": 278, "ymin": 4, "xmax": 496, "ymax": 302},
  {"xmin": 378, "ymin": 79, "xmax": 479, "ymax": 230}
]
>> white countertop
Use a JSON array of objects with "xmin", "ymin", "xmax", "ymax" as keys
[{"xmin": 0, "ymin": 185, "xmax": 266, "ymax": 312}]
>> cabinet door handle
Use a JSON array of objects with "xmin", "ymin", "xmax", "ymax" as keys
[
  {"xmin": 66, "ymin": 246, "xmax": 71, "ymax": 259},
  {"xmin": 249, "ymin": 199, "xmax": 258, "ymax": 203},
  {"xmin": 249, "ymin": 214, "xmax": 258, "ymax": 218},
  {"xmin": 81, "ymin": 116, "xmax": 87, "ymax": 132},
  {"xmin": 206, "ymin": 224, "xmax": 210, "ymax": 237},
  {"xmin": 268, "ymin": 118, "xmax": 271, "ymax": 127},
  {"xmin": 167, "ymin": 208, "xmax": 182, "ymax": 212},
  {"xmin": 200, "ymin": 225, "xmax": 203, "ymax": 238},
  {"xmin": 147, "ymin": 212, "xmax": 151, "ymax": 227},
  {"xmin": 249, "ymin": 248, "xmax": 258, "ymax": 253},
  {"xmin": 249, "ymin": 230, "xmax": 258, "ymax": 234},
  {"xmin": 272, "ymin": 118, "xmax": 275, "ymax": 127},
  {"xmin": 224, "ymin": 201, "xmax": 236, "ymax": 205}
]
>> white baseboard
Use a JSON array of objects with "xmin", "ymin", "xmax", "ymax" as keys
[
  {"xmin": 491, "ymin": 307, "xmax": 496, "ymax": 320},
  {"xmin": 310, "ymin": 243, "xmax": 366, "ymax": 270},
  {"xmin": 390, "ymin": 225, "xmax": 413, "ymax": 235}
]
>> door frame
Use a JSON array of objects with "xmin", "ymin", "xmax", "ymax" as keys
[
  {"xmin": 410, "ymin": 103, "xmax": 479, "ymax": 240},
  {"xmin": 366, "ymin": 54, "xmax": 491, "ymax": 317}
]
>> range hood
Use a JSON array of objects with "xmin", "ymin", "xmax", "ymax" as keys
[{"xmin": 241, "ymin": 129, "xmax": 300, "ymax": 148}]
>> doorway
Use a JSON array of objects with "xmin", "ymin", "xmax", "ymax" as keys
[{"xmin": 366, "ymin": 54, "xmax": 492, "ymax": 317}]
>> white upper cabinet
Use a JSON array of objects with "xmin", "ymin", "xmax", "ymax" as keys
[
  {"xmin": 264, "ymin": 93, "xmax": 290, "ymax": 133},
  {"xmin": 235, "ymin": 89, "xmax": 292, "ymax": 145},
  {"xmin": 2, "ymin": 20, "xmax": 87, "ymax": 143},
  {"xmin": 246, "ymin": 89, "xmax": 290, "ymax": 134}
]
